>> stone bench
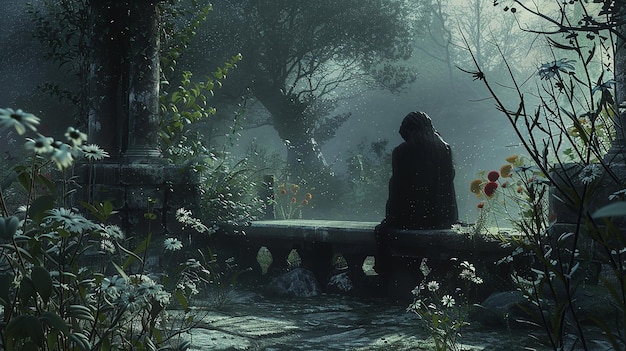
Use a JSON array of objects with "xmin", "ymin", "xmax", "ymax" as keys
[{"xmin": 213, "ymin": 220, "xmax": 517, "ymax": 298}]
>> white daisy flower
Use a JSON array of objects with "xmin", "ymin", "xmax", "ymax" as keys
[
  {"xmin": 441, "ymin": 295, "xmax": 455, "ymax": 308},
  {"xmin": 100, "ymin": 239, "xmax": 115, "ymax": 254},
  {"xmin": 50, "ymin": 141, "xmax": 74, "ymax": 170},
  {"xmin": 101, "ymin": 275, "xmax": 127, "ymax": 299},
  {"xmin": 118, "ymin": 290, "xmax": 145, "ymax": 312},
  {"xmin": 99, "ymin": 224, "xmax": 124, "ymax": 240},
  {"xmin": 0, "ymin": 108, "xmax": 40, "ymax": 135},
  {"xmin": 45, "ymin": 208, "xmax": 92, "ymax": 233},
  {"xmin": 427, "ymin": 281, "xmax": 440, "ymax": 292},
  {"xmin": 153, "ymin": 289, "xmax": 171, "ymax": 306},
  {"xmin": 163, "ymin": 237, "xmax": 183, "ymax": 251},
  {"xmin": 175, "ymin": 208, "xmax": 193, "ymax": 223},
  {"xmin": 25, "ymin": 134, "xmax": 54, "ymax": 154},
  {"xmin": 578, "ymin": 164, "xmax": 602, "ymax": 185},
  {"xmin": 65, "ymin": 127, "xmax": 88, "ymax": 148},
  {"xmin": 81, "ymin": 144, "xmax": 109, "ymax": 161}
]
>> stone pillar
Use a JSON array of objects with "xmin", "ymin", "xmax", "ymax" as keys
[
  {"xmin": 123, "ymin": 0, "xmax": 162, "ymax": 160},
  {"xmin": 88, "ymin": 1, "xmax": 128, "ymax": 159},
  {"xmin": 79, "ymin": 1, "xmax": 202, "ymax": 243}
]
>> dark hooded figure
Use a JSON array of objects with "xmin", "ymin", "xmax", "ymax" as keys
[{"xmin": 383, "ymin": 111, "xmax": 458, "ymax": 229}]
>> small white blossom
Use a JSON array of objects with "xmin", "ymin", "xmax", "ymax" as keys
[
  {"xmin": 65, "ymin": 127, "xmax": 88, "ymax": 148},
  {"xmin": 100, "ymin": 239, "xmax": 115, "ymax": 254},
  {"xmin": 164, "ymin": 237, "xmax": 183, "ymax": 251},
  {"xmin": 419, "ymin": 258, "xmax": 431, "ymax": 278},
  {"xmin": 99, "ymin": 224, "xmax": 124, "ymax": 240},
  {"xmin": 0, "ymin": 108, "xmax": 40, "ymax": 135},
  {"xmin": 50, "ymin": 141, "xmax": 74, "ymax": 170},
  {"xmin": 608, "ymin": 188, "xmax": 626, "ymax": 201},
  {"xmin": 101, "ymin": 275, "xmax": 126, "ymax": 299},
  {"xmin": 578, "ymin": 164, "xmax": 602, "ymax": 185},
  {"xmin": 25, "ymin": 135, "xmax": 54, "ymax": 154},
  {"xmin": 81, "ymin": 144, "xmax": 109, "ymax": 161},
  {"xmin": 427, "ymin": 281, "xmax": 440, "ymax": 292},
  {"xmin": 118, "ymin": 290, "xmax": 145, "ymax": 312},
  {"xmin": 45, "ymin": 208, "xmax": 93, "ymax": 233},
  {"xmin": 441, "ymin": 295, "xmax": 455, "ymax": 308}
]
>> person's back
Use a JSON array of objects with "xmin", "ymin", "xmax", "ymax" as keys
[{"xmin": 383, "ymin": 111, "xmax": 457, "ymax": 229}]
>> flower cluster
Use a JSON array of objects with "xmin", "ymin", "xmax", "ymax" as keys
[
  {"xmin": 100, "ymin": 274, "xmax": 171, "ymax": 311},
  {"xmin": 166, "ymin": 208, "xmax": 218, "ymax": 251},
  {"xmin": 273, "ymin": 182, "xmax": 313, "ymax": 219},
  {"xmin": 469, "ymin": 155, "xmax": 551, "ymax": 232},
  {"xmin": 470, "ymin": 154, "xmax": 532, "ymax": 208},
  {"xmin": 407, "ymin": 258, "xmax": 482, "ymax": 350},
  {"xmin": 0, "ymin": 107, "xmax": 108, "ymax": 170},
  {"xmin": 175, "ymin": 207, "xmax": 216, "ymax": 234}
]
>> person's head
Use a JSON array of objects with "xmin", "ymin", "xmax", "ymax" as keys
[{"xmin": 399, "ymin": 111, "xmax": 434, "ymax": 143}]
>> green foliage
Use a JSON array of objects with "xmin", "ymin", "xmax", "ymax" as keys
[
  {"xmin": 27, "ymin": 0, "xmax": 90, "ymax": 119},
  {"xmin": 198, "ymin": 155, "xmax": 267, "ymax": 225},
  {"xmin": 0, "ymin": 111, "xmax": 220, "ymax": 350},
  {"xmin": 159, "ymin": 54, "xmax": 242, "ymax": 154}
]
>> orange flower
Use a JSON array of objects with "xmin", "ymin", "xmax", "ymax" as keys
[
  {"xmin": 500, "ymin": 164, "xmax": 513, "ymax": 178},
  {"xmin": 470, "ymin": 179, "xmax": 482, "ymax": 197},
  {"xmin": 477, "ymin": 201, "xmax": 485, "ymax": 209},
  {"xmin": 516, "ymin": 186, "xmax": 524, "ymax": 194},
  {"xmin": 505, "ymin": 155, "xmax": 519, "ymax": 163},
  {"xmin": 280, "ymin": 188, "xmax": 287, "ymax": 195},
  {"xmin": 483, "ymin": 182, "xmax": 498, "ymax": 198},
  {"xmin": 291, "ymin": 197, "xmax": 297, "ymax": 203},
  {"xmin": 305, "ymin": 193, "xmax": 312, "ymax": 200}
]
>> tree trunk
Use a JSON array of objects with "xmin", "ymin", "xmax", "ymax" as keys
[{"xmin": 253, "ymin": 85, "xmax": 328, "ymax": 175}]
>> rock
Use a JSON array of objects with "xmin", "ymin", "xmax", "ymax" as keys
[
  {"xmin": 265, "ymin": 268, "xmax": 321, "ymax": 297},
  {"xmin": 327, "ymin": 272, "xmax": 353, "ymax": 293},
  {"xmin": 469, "ymin": 290, "xmax": 533, "ymax": 328}
]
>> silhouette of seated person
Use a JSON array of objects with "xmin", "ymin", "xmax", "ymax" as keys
[{"xmin": 382, "ymin": 111, "xmax": 458, "ymax": 229}]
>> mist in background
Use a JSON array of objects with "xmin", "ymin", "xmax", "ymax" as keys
[{"xmin": 1, "ymin": 0, "xmax": 545, "ymax": 223}]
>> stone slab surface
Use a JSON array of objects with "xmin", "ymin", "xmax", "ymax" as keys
[{"xmin": 180, "ymin": 287, "xmax": 605, "ymax": 351}]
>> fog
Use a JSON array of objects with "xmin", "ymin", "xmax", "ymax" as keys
[{"xmin": 1, "ymin": 0, "xmax": 539, "ymax": 223}]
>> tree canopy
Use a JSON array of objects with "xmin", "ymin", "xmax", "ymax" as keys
[{"xmin": 187, "ymin": 0, "xmax": 425, "ymax": 174}]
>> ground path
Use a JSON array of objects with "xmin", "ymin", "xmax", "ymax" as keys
[{"xmin": 184, "ymin": 286, "xmax": 558, "ymax": 351}]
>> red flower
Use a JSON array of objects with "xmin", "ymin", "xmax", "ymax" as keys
[
  {"xmin": 483, "ymin": 181, "xmax": 498, "ymax": 197},
  {"xmin": 487, "ymin": 171, "xmax": 500, "ymax": 182},
  {"xmin": 291, "ymin": 197, "xmax": 297, "ymax": 203},
  {"xmin": 477, "ymin": 201, "xmax": 485, "ymax": 209}
]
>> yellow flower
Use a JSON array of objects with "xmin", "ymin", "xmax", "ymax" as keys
[
  {"xmin": 305, "ymin": 193, "xmax": 312, "ymax": 200},
  {"xmin": 505, "ymin": 155, "xmax": 519, "ymax": 163},
  {"xmin": 470, "ymin": 179, "xmax": 482, "ymax": 197},
  {"xmin": 500, "ymin": 164, "xmax": 513, "ymax": 178}
]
